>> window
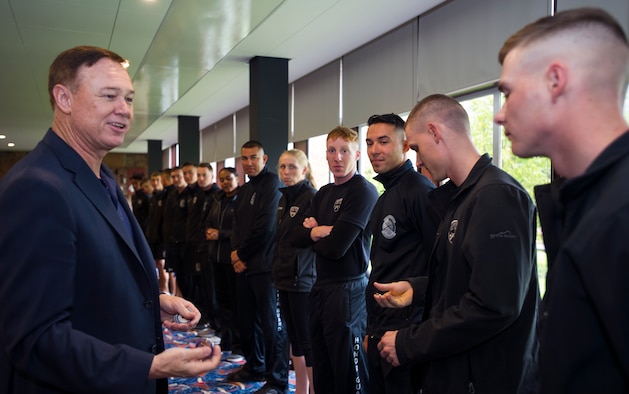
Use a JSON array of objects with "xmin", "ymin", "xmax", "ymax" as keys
[
  {"xmin": 223, "ymin": 157, "xmax": 235, "ymax": 168},
  {"xmin": 308, "ymin": 134, "xmax": 333, "ymax": 188}
]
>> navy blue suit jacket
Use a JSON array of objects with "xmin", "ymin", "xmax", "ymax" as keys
[{"xmin": 0, "ymin": 130, "xmax": 166, "ymax": 393}]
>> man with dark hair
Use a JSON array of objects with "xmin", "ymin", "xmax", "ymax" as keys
[
  {"xmin": 376, "ymin": 94, "xmax": 539, "ymax": 393},
  {"xmin": 0, "ymin": 45, "xmax": 220, "ymax": 393},
  {"xmin": 496, "ymin": 7, "xmax": 629, "ymax": 392},
  {"xmin": 364, "ymin": 113, "xmax": 437, "ymax": 393},
  {"xmin": 229, "ymin": 141, "xmax": 289, "ymax": 394}
]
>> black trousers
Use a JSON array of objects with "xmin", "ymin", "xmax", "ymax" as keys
[
  {"xmin": 236, "ymin": 271, "xmax": 289, "ymax": 387},
  {"xmin": 309, "ymin": 275, "xmax": 370, "ymax": 394},
  {"xmin": 214, "ymin": 262, "xmax": 239, "ymax": 351}
]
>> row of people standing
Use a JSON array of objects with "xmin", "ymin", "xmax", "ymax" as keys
[
  {"xmin": 227, "ymin": 121, "xmax": 433, "ymax": 394},
  {"xmin": 138, "ymin": 163, "xmax": 220, "ymax": 330},
  {"xmin": 228, "ymin": 108, "xmax": 539, "ymax": 394},
  {"xmin": 131, "ymin": 10, "xmax": 627, "ymax": 391},
  {"xmin": 243, "ymin": 9, "xmax": 629, "ymax": 393},
  {"xmin": 129, "ymin": 109, "xmax": 538, "ymax": 394}
]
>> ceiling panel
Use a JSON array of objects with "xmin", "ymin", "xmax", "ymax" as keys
[{"xmin": 0, "ymin": 0, "xmax": 447, "ymax": 152}]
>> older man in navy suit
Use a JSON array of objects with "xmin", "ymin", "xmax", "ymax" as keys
[{"xmin": 0, "ymin": 46, "xmax": 221, "ymax": 393}]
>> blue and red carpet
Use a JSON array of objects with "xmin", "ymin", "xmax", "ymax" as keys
[{"xmin": 165, "ymin": 328, "xmax": 296, "ymax": 393}]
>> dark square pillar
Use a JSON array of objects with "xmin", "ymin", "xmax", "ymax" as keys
[
  {"xmin": 249, "ymin": 56, "xmax": 289, "ymax": 168},
  {"xmin": 177, "ymin": 115, "xmax": 200, "ymax": 165},
  {"xmin": 147, "ymin": 139, "xmax": 163, "ymax": 175}
]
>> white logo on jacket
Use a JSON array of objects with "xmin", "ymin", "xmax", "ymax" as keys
[
  {"xmin": 334, "ymin": 198, "xmax": 343, "ymax": 212},
  {"xmin": 290, "ymin": 206, "xmax": 299, "ymax": 217},
  {"xmin": 381, "ymin": 215, "xmax": 397, "ymax": 239},
  {"xmin": 250, "ymin": 192, "xmax": 256, "ymax": 205},
  {"xmin": 448, "ymin": 220, "xmax": 458, "ymax": 244}
]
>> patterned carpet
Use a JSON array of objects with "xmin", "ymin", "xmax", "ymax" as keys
[{"xmin": 165, "ymin": 328, "xmax": 295, "ymax": 393}]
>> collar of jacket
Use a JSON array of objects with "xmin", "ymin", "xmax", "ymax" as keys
[
  {"xmin": 373, "ymin": 159, "xmax": 414, "ymax": 189},
  {"xmin": 559, "ymin": 130, "xmax": 629, "ymax": 202},
  {"xmin": 280, "ymin": 179, "xmax": 311, "ymax": 197},
  {"xmin": 248, "ymin": 166, "xmax": 269, "ymax": 183},
  {"xmin": 428, "ymin": 153, "xmax": 493, "ymax": 212}
]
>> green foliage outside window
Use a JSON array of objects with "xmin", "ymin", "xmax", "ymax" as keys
[{"xmin": 461, "ymin": 95, "xmax": 551, "ymax": 200}]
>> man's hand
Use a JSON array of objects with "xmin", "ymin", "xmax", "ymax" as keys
[
  {"xmin": 378, "ymin": 330, "xmax": 400, "ymax": 367},
  {"xmin": 230, "ymin": 250, "xmax": 239, "ymax": 265},
  {"xmin": 159, "ymin": 293, "xmax": 201, "ymax": 331},
  {"xmin": 303, "ymin": 217, "xmax": 333, "ymax": 242},
  {"xmin": 373, "ymin": 281, "xmax": 414, "ymax": 308},
  {"xmin": 148, "ymin": 344, "xmax": 221, "ymax": 379},
  {"xmin": 303, "ymin": 217, "xmax": 319, "ymax": 229},
  {"xmin": 232, "ymin": 260, "xmax": 247, "ymax": 273},
  {"xmin": 205, "ymin": 228, "xmax": 218, "ymax": 240}
]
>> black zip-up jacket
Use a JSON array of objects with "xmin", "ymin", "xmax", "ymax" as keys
[
  {"xmin": 206, "ymin": 189, "xmax": 238, "ymax": 266},
  {"xmin": 186, "ymin": 183, "xmax": 219, "ymax": 245},
  {"xmin": 231, "ymin": 167, "xmax": 282, "ymax": 275},
  {"xmin": 272, "ymin": 180, "xmax": 317, "ymax": 292},
  {"xmin": 146, "ymin": 184, "xmax": 175, "ymax": 254},
  {"xmin": 398, "ymin": 154, "xmax": 540, "ymax": 394},
  {"xmin": 145, "ymin": 187, "xmax": 166, "ymax": 245},
  {"xmin": 366, "ymin": 160, "xmax": 437, "ymax": 337},
  {"xmin": 163, "ymin": 185, "xmax": 189, "ymax": 243},
  {"xmin": 536, "ymin": 131, "xmax": 629, "ymax": 394},
  {"xmin": 131, "ymin": 189, "xmax": 150, "ymax": 233}
]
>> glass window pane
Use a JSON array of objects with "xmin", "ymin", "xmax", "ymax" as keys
[
  {"xmin": 308, "ymin": 134, "xmax": 331, "ymax": 189},
  {"xmin": 461, "ymin": 95, "xmax": 494, "ymax": 158}
]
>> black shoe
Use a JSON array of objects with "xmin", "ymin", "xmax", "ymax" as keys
[
  {"xmin": 253, "ymin": 383, "xmax": 288, "ymax": 394},
  {"xmin": 226, "ymin": 367, "xmax": 265, "ymax": 382}
]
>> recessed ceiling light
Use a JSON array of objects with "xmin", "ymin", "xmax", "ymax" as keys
[
  {"xmin": 7, "ymin": 142, "xmax": 15, "ymax": 147},
  {"xmin": 0, "ymin": 135, "xmax": 6, "ymax": 139}
]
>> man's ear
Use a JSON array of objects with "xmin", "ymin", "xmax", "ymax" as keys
[
  {"xmin": 263, "ymin": 154, "xmax": 268, "ymax": 164},
  {"xmin": 427, "ymin": 123, "xmax": 441, "ymax": 143},
  {"xmin": 52, "ymin": 84, "xmax": 72, "ymax": 114},
  {"xmin": 402, "ymin": 138, "xmax": 410, "ymax": 153},
  {"xmin": 547, "ymin": 62, "xmax": 567, "ymax": 102}
]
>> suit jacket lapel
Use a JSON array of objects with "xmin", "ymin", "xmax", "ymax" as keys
[{"xmin": 44, "ymin": 130, "xmax": 146, "ymax": 271}]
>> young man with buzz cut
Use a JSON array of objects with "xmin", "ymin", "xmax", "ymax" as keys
[{"xmin": 496, "ymin": 7, "xmax": 629, "ymax": 392}]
